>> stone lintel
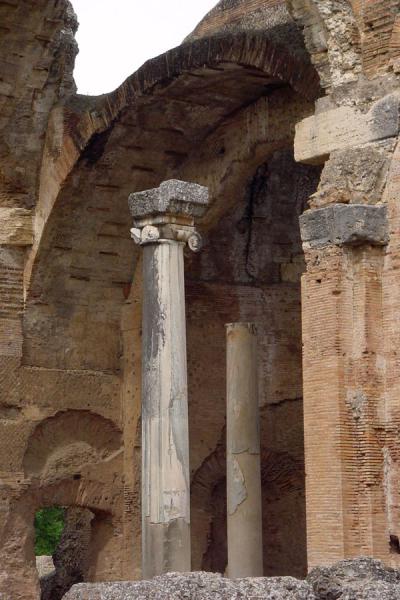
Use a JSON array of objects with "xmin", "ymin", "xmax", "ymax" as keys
[
  {"xmin": 128, "ymin": 179, "xmax": 209, "ymax": 222},
  {"xmin": 300, "ymin": 204, "xmax": 388, "ymax": 248},
  {"xmin": 295, "ymin": 93, "xmax": 400, "ymax": 164}
]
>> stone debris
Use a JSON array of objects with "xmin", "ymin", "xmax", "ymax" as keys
[
  {"xmin": 63, "ymin": 571, "xmax": 315, "ymax": 599},
  {"xmin": 307, "ymin": 557, "xmax": 400, "ymax": 599},
  {"xmin": 35, "ymin": 556, "xmax": 55, "ymax": 579},
  {"xmin": 64, "ymin": 559, "xmax": 400, "ymax": 599}
]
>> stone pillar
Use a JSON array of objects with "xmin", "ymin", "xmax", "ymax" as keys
[
  {"xmin": 128, "ymin": 179, "xmax": 209, "ymax": 579},
  {"xmin": 226, "ymin": 322, "xmax": 263, "ymax": 578},
  {"xmin": 300, "ymin": 204, "xmax": 389, "ymax": 568}
]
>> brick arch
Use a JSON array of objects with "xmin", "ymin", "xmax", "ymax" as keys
[
  {"xmin": 23, "ymin": 409, "xmax": 122, "ymax": 480},
  {"xmin": 190, "ymin": 440, "xmax": 307, "ymax": 575},
  {"xmin": 25, "ymin": 29, "xmax": 320, "ymax": 297},
  {"xmin": 23, "ymin": 29, "xmax": 321, "ymax": 375},
  {"xmin": 1, "ymin": 426, "xmax": 125, "ymax": 600},
  {"xmin": 1, "ymin": 480, "xmax": 124, "ymax": 599},
  {"xmin": 17, "ymin": 409, "xmax": 125, "ymax": 586}
]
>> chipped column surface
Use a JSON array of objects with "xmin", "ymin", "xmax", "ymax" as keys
[
  {"xmin": 226, "ymin": 323, "xmax": 263, "ymax": 579},
  {"xmin": 141, "ymin": 241, "xmax": 190, "ymax": 577},
  {"xmin": 129, "ymin": 180, "xmax": 209, "ymax": 579}
]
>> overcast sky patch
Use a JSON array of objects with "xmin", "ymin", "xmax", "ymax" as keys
[{"xmin": 70, "ymin": 0, "xmax": 218, "ymax": 95}]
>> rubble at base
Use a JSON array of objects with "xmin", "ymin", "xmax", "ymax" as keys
[
  {"xmin": 307, "ymin": 557, "xmax": 400, "ymax": 600},
  {"xmin": 62, "ymin": 571, "xmax": 313, "ymax": 600},
  {"xmin": 62, "ymin": 558, "xmax": 400, "ymax": 600}
]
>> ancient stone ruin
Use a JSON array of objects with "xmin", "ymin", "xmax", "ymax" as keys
[{"xmin": 1, "ymin": 0, "xmax": 400, "ymax": 598}]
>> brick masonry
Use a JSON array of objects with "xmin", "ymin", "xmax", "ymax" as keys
[{"xmin": 0, "ymin": 1, "xmax": 400, "ymax": 598}]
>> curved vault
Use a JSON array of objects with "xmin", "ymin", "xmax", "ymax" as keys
[
  {"xmin": 23, "ymin": 410, "xmax": 122, "ymax": 479},
  {"xmin": 23, "ymin": 31, "xmax": 320, "ymax": 372}
]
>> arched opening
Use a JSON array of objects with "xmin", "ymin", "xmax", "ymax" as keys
[
  {"xmin": 36, "ymin": 505, "xmax": 93, "ymax": 600},
  {"xmin": 0, "ymin": 409, "xmax": 125, "ymax": 598},
  {"xmin": 186, "ymin": 144, "xmax": 321, "ymax": 576},
  {"xmin": 33, "ymin": 504, "xmax": 119, "ymax": 599},
  {"xmin": 3, "ymin": 486, "xmax": 124, "ymax": 599}
]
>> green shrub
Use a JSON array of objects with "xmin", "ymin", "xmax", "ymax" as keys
[{"xmin": 34, "ymin": 506, "xmax": 65, "ymax": 556}]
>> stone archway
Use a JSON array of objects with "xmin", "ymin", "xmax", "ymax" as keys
[
  {"xmin": 39, "ymin": 505, "xmax": 94, "ymax": 600},
  {"xmin": 183, "ymin": 149, "xmax": 321, "ymax": 577},
  {"xmin": 0, "ymin": 409, "xmax": 123, "ymax": 600},
  {"xmin": 23, "ymin": 410, "xmax": 121, "ymax": 479}
]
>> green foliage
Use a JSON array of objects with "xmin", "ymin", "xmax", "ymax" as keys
[{"xmin": 34, "ymin": 506, "xmax": 65, "ymax": 556}]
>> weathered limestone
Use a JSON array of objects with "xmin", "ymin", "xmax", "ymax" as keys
[
  {"xmin": 295, "ymin": 94, "xmax": 400, "ymax": 164},
  {"xmin": 300, "ymin": 204, "xmax": 389, "ymax": 248},
  {"xmin": 287, "ymin": 0, "xmax": 362, "ymax": 90},
  {"xmin": 60, "ymin": 558, "xmax": 400, "ymax": 599},
  {"xmin": 307, "ymin": 557, "xmax": 400, "ymax": 599},
  {"xmin": 128, "ymin": 180, "xmax": 209, "ymax": 579},
  {"xmin": 226, "ymin": 323, "xmax": 263, "ymax": 578},
  {"xmin": 308, "ymin": 142, "xmax": 395, "ymax": 209},
  {"xmin": 63, "ymin": 571, "xmax": 315, "ymax": 599}
]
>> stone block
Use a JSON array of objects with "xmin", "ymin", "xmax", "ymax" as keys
[
  {"xmin": 295, "ymin": 94, "xmax": 400, "ymax": 164},
  {"xmin": 309, "ymin": 140, "xmax": 394, "ymax": 208},
  {"xmin": 300, "ymin": 204, "xmax": 388, "ymax": 248},
  {"xmin": 128, "ymin": 179, "xmax": 209, "ymax": 220}
]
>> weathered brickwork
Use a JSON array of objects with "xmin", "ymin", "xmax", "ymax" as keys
[
  {"xmin": 301, "ymin": 244, "xmax": 388, "ymax": 567},
  {"xmin": 0, "ymin": 0, "xmax": 400, "ymax": 598},
  {"xmin": 291, "ymin": 0, "xmax": 400, "ymax": 564}
]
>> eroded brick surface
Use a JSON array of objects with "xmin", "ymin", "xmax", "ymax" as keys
[{"xmin": 0, "ymin": 0, "xmax": 400, "ymax": 599}]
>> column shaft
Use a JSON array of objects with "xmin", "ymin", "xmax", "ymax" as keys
[
  {"xmin": 226, "ymin": 323, "xmax": 263, "ymax": 578},
  {"xmin": 141, "ymin": 240, "xmax": 190, "ymax": 579}
]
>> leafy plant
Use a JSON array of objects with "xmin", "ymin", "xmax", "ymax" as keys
[{"xmin": 34, "ymin": 506, "xmax": 65, "ymax": 556}]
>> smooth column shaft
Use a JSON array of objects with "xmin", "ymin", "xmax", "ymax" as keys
[
  {"xmin": 141, "ymin": 241, "xmax": 190, "ymax": 579},
  {"xmin": 226, "ymin": 323, "xmax": 263, "ymax": 578}
]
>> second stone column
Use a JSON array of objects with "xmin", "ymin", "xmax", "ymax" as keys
[{"xmin": 226, "ymin": 322, "xmax": 263, "ymax": 578}]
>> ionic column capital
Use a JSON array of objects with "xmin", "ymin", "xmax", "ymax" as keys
[
  {"xmin": 129, "ymin": 179, "xmax": 209, "ymax": 252},
  {"xmin": 130, "ymin": 222, "xmax": 203, "ymax": 252}
]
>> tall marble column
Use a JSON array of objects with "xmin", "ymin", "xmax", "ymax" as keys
[
  {"xmin": 128, "ymin": 180, "xmax": 209, "ymax": 579},
  {"xmin": 226, "ymin": 322, "xmax": 263, "ymax": 578}
]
